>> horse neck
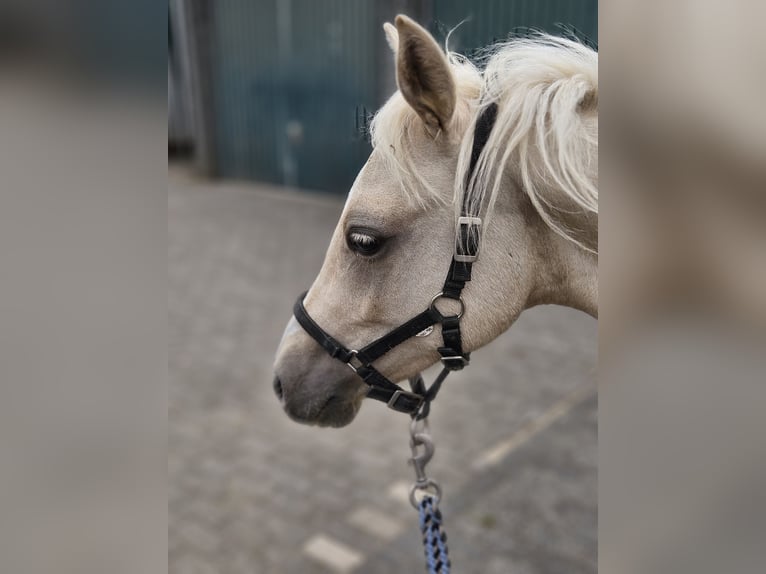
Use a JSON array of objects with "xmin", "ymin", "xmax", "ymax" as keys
[
  {"xmin": 526, "ymin": 225, "xmax": 598, "ymax": 317},
  {"xmin": 499, "ymin": 162, "xmax": 596, "ymax": 317}
]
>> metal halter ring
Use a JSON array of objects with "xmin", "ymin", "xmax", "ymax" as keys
[
  {"xmin": 409, "ymin": 479, "xmax": 443, "ymax": 509},
  {"xmin": 429, "ymin": 292, "xmax": 465, "ymax": 320}
]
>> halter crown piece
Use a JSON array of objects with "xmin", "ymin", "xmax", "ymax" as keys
[{"xmin": 293, "ymin": 103, "xmax": 498, "ymax": 418}]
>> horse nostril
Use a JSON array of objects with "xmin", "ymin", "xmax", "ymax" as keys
[{"xmin": 273, "ymin": 376, "xmax": 284, "ymax": 400}]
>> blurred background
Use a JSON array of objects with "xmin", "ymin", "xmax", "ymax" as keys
[{"xmin": 169, "ymin": 1, "xmax": 597, "ymax": 573}]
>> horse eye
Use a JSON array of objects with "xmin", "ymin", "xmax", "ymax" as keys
[{"xmin": 346, "ymin": 230, "xmax": 383, "ymax": 256}]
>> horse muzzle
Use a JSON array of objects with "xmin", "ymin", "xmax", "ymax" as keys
[{"xmin": 272, "ymin": 352, "xmax": 366, "ymax": 427}]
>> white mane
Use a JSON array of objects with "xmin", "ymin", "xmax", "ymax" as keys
[{"xmin": 370, "ymin": 34, "xmax": 598, "ymax": 252}]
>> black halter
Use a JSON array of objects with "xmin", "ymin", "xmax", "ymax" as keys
[{"xmin": 293, "ymin": 104, "xmax": 498, "ymax": 418}]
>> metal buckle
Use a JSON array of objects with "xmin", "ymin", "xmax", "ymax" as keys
[
  {"xmin": 440, "ymin": 355, "xmax": 469, "ymax": 368},
  {"xmin": 346, "ymin": 350, "xmax": 364, "ymax": 373},
  {"xmin": 455, "ymin": 216, "xmax": 482, "ymax": 263},
  {"xmin": 388, "ymin": 389, "xmax": 424, "ymax": 412}
]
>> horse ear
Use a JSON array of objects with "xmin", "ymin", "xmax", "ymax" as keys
[
  {"xmin": 383, "ymin": 22, "xmax": 398, "ymax": 53},
  {"xmin": 394, "ymin": 14, "xmax": 456, "ymax": 136}
]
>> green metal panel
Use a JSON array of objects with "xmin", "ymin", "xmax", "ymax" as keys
[
  {"xmin": 209, "ymin": 1, "xmax": 596, "ymax": 193},
  {"xmin": 431, "ymin": 0, "xmax": 597, "ymax": 54},
  {"xmin": 211, "ymin": 0, "xmax": 378, "ymax": 192}
]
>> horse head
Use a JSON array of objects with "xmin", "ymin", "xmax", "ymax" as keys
[{"xmin": 273, "ymin": 15, "xmax": 598, "ymax": 427}]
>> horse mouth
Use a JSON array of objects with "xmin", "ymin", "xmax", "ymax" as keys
[{"xmin": 283, "ymin": 392, "xmax": 362, "ymax": 428}]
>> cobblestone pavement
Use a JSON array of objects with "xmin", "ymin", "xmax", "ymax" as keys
[{"xmin": 169, "ymin": 167, "xmax": 597, "ymax": 574}]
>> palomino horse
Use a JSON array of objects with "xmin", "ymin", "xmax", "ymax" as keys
[{"xmin": 274, "ymin": 15, "xmax": 597, "ymax": 427}]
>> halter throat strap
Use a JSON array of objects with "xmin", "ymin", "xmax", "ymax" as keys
[{"xmin": 292, "ymin": 103, "xmax": 498, "ymax": 417}]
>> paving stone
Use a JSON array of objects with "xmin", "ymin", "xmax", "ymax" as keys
[
  {"xmin": 386, "ymin": 480, "xmax": 412, "ymax": 508},
  {"xmin": 346, "ymin": 506, "xmax": 404, "ymax": 541},
  {"xmin": 303, "ymin": 534, "xmax": 365, "ymax": 573}
]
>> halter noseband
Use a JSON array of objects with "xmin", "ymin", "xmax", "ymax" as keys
[{"xmin": 292, "ymin": 103, "xmax": 498, "ymax": 418}]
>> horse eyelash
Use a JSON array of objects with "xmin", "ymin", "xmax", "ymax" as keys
[{"xmin": 349, "ymin": 232, "xmax": 375, "ymax": 245}]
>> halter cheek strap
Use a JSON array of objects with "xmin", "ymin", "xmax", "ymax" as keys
[{"xmin": 292, "ymin": 103, "xmax": 498, "ymax": 417}]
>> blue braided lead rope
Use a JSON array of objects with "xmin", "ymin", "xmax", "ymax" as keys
[{"xmin": 418, "ymin": 496, "xmax": 450, "ymax": 574}]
